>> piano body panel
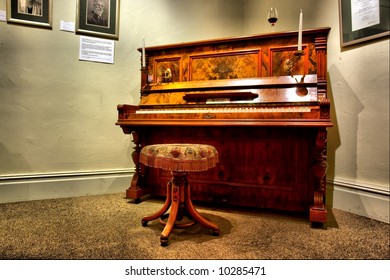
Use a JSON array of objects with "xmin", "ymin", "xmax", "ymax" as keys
[
  {"xmin": 117, "ymin": 27, "xmax": 332, "ymax": 224},
  {"xmin": 120, "ymin": 125, "xmax": 317, "ymax": 212},
  {"xmin": 116, "ymin": 119, "xmax": 331, "ymax": 212}
]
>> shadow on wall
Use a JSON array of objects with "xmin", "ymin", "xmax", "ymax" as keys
[{"xmin": 326, "ymin": 64, "xmax": 364, "ymax": 206}]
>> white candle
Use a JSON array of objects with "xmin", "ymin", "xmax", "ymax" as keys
[
  {"xmin": 142, "ymin": 37, "xmax": 146, "ymax": 68},
  {"xmin": 298, "ymin": 9, "xmax": 303, "ymax": 51}
]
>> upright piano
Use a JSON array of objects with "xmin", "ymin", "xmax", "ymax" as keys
[{"xmin": 116, "ymin": 27, "xmax": 332, "ymax": 224}]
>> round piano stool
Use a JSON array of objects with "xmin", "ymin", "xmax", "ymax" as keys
[{"xmin": 139, "ymin": 144, "xmax": 220, "ymax": 246}]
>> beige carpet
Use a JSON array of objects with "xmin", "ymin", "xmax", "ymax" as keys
[{"xmin": 0, "ymin": 193, "xmax": 389, "ymax": 259}]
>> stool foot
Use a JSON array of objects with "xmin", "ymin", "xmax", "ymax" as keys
[
  {"xmin": 159, "ymin": 195, "xmax": 179, "ymax": 246},
  {"xmin": 160, "ymin": 237, "xmax": 168, "ymax": 246}
]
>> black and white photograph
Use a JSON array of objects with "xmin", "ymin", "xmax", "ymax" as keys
[
  {"xmin": 6, "ymin": 0, "xmax": 52, "ymax": 28},
  {"xmin": 76, "ymin": 0, "xmax": 120, "ymax": 39}
]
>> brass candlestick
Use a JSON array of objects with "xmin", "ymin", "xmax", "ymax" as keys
[
  {"xmin": 284, "ymin": 50, "xmax": 305, "ymax": 77},
  {"xmin": 284, "ymin": 50, "xmax": 308, "ymax": 96}
]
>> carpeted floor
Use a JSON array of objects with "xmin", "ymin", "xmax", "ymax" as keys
[{"xmin": 0, "ymin": 193, "xmax": 389, "ymax": 260}]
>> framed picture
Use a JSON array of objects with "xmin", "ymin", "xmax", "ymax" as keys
[
  {"xmin": 339, "ymin": 0, "xmax": 389, "ymax": 47},
  {"xmin": 76, "ymin": 0, "xmax": 120, "ymax": 40},
  {"xmin": 6, "ymin": 0, "xmax": 52, "ymax": 29}
]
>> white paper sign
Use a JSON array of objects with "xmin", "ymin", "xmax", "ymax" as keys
[
  {"xmin": 60, "ymin": 20, "xmax": 75, "ymax": 32},
  {"xmin": 79, "ymin": 36, "xmax": 114, "ymax": 64},
  {"xmin": 351, "ymin": 0, "xmax": 380, "ymax": 32}
]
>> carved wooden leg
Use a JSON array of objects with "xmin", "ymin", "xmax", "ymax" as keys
[
  {"xmin": 160, "ymin": 181, "xmax": 180, "ymax": 246},
  {"xmin": 142, "ymin": 171, "xmax": 219, "ymax": 245},
  {"xmin": 185, "ymin": 181, "xmax": 220, "ymax": 236},
  {"xmin": 126, "ymin": 174, "xmax": 143, "ymax": 204},
  {"xmin": 310, "ymin": 128, "xmax": 328, "ymax": 225},
  {"xmin": 126, "ymin": 131, "xmax": 146, "ymax": 202},
  {"xmin": 141, "ymin": 181, "xmax": 172, "ymax": 226}
]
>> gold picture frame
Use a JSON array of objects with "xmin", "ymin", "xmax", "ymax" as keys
[
  {"xmin": 339, "ymin": 0, "xmax": 389, "ymax": 47},
  {"xmin": 76, "ymin": 0, "xmax": 120, "ymax": 40},
  {"xmin": 6, "ymin": 0, "xmax": 52, "ymax": 29}
]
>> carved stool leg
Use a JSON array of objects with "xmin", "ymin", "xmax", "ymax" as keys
[
  {"xmin": 160, "ymin": 171, "xmax": 191, "ymax": 246},
  {"xmin": 141, "ymin": 181, "xmax": 172, "ymax": 226},
  {"xmin": 185, "ymin": 183, "xmax": 220, "ymax": 235},
  {"xmin": 160, "ymin": 182, "xmax": 180, "ymax": 246},
  {"xmin": 141, "ymin": 170, "xmax": 220, "ymax": 246},
  {"xmin": 158, "ymin": 173, "xmax": 196, "ymax": 229}
]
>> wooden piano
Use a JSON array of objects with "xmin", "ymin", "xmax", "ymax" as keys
[{"xmin": 116, "ymin": 27, "xmax": 332, "ymax": 224}]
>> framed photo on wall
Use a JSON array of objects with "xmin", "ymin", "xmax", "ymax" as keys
[
  {"xmin": 339, "ymin": 0, "xmax": 389, "ymax": 47},
  {"xmin": 6, "ymin": 0, "xmax": 52, "ymax": 29},
  {"xmin": 76, "ymin": 0, "xmax": 120, "ymax": 40}
]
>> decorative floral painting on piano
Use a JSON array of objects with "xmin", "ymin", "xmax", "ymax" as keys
[{"xmin": 189, "ymin": 50, "xmax": 260, "ymax": 81}]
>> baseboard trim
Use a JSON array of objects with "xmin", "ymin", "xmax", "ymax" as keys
[
  {"xmin": 327, "ymin": 178, "xmax": 389, "ymax": 223},
  {"xmin": 1, "ymin": 171, "xmax": 388, "ymax": 223},
  {"xmin": 0, "ymin": 169, "xmax": 133, "ymax": 203}
]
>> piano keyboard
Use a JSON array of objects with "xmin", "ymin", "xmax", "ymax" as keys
[{"xmin": 136, "ymin": 107, "xmax": 312, "ymax": 114}]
